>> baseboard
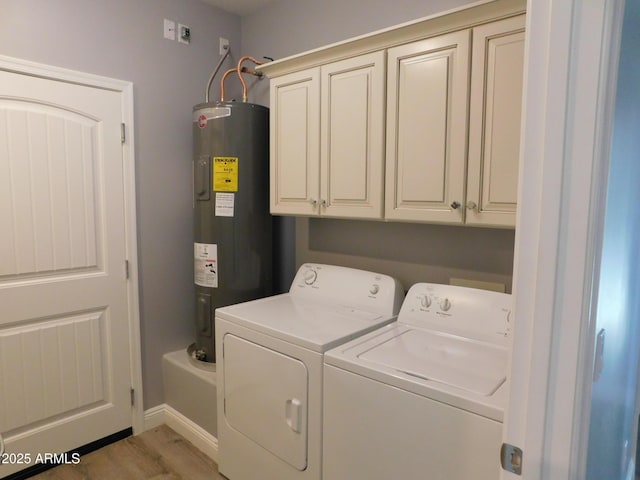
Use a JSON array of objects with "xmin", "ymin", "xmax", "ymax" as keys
[{"xmin": 143, "ymin": 404, "xmax": 218, "ymax": 463}]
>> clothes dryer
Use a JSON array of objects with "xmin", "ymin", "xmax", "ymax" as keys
[
  {"xmin": 215, "ymin": 263, "xmax": 404, "ymax": 480},
  {"xmin": 323, "ymin": 283, "xmax": 512, "ymax": 480}
]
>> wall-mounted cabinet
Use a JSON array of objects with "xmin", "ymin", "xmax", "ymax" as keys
[
  {"xmin": 261, "ymin": 0, "xmax": 526, "ymax": 228},
  {"xmin": 270, "ymin": 52, "xmax": 385, "ymax": 218},
  {"xmin": 386, "ymin": 14, "xmax": 525, "ymax": 226},
  {"xmin": 384, "ymin": 30, "xmax": 471, "ymax": 224},
  {"xmin": 269, "ymin": 68, "xmax": 320, "ymax": 216},
  {"xmin": 466, "ymin": 15, "xmax": 525, "ymax": 227}
]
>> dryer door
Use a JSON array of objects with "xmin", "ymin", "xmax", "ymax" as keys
[{"xmin": 223, "ymin": 334, "xmax": 308, "ymax": 470}]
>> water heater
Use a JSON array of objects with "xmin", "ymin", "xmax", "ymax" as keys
[{"xmin": 192, "ymin": 101, "xmax": 272, "ymax": 363}]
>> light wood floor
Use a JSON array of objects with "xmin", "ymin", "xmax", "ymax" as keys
[{"xmin": 29, "ymin": 425, "xmax": 225, "ymax": 480}]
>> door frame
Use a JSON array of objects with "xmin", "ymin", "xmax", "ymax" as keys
[
  {"xmin": 0, "ymin": 54, "xmax": 144, "ymax": 434},
  {"xmin": 501, "ymin": 0, "xmax": 624, "ymax": 479}
]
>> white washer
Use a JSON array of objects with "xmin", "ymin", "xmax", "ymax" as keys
[
  {"xmin": 215, "ymin": 263, "xmax": 404, "ymax": 480},
  {"xmin": 323, "ymin": 283, "xmax": 512, "ymax": 480}
]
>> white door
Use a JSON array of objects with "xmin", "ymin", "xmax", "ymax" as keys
[{"xmin": 0, "ymin": 65, "xmax": 133, "ymax": 476}]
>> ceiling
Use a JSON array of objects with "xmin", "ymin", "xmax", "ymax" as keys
[{"xmin": 199, "ymin": 0, "xmax": 277, "ymax": 16}]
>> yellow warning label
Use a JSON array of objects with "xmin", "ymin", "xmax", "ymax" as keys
[{"xmin": 212, "ymin": 157, "xmax": 238, "ymax": 192}]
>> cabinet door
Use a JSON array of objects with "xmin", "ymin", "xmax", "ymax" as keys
[
  {"xmin": 466, "ymin": 15, "xmax": 525, "ymax": 227},
  {"xmin": 270, "ymin": 68, "xmax": 320, "ymax": 215},
  {"xmin": 320, "ymin": 51, "xmax": 386, "ymax": 219},
  {"xmin": 385, "ymin": 30, "xmax": 470, "ymax": 224}
]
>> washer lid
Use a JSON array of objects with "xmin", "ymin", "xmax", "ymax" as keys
[{"xmin": 357, "ymin": 329, "xmax": 508, "ymax": 396}]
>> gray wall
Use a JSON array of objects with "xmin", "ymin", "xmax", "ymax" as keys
[
  {"xmin": 1, "ymin": 0, "xmax": 517, "ymax": 413},
  {"xmin": 241, "ymin": 0, "xmax": 515, "ymax": 293},
  {"xmin": 241, "ymin": 0, "xmax": 479, "ymax": 105},
  {"xmin": 1, "ymin": 0, "xmax": 241, "ymax": 409}
]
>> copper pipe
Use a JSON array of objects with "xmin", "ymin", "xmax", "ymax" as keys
[
  {"xmin": 241, "ymin": 67, "xmax": 261, "ymax": 76},
  {"xmin": 237, "ymin": 56, "xmax": 264, "ymax": 102},
  {"xmin": 220, "ymin": 68, "xmax": 239, "ymax": 102}
]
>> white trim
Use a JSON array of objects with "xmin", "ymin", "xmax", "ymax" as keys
[
  {"xmin": 0, "ymin": 54, "xmax": 144, "ymax": 437},
  {"xmin": 560, "ymin": 1, "xmax": 624, "ymax": 478},
  {"xmin": 502, "ymin": 0, "xmax": 574, "ymax": 472},
  {"xmin": 0, "ymin": 54, "xmax": 130, "ymax": 91},
  {"xmin": 502, "ymin": 0, "xmax": 623, "ymax": 479},
  {"xmin": 143, "ymin": 404, "xmax": 219, "ymax": 463},
  {"xmin": 142, "ymin": 404, "xmax": 167, "ymax": 431},
  {"xmin": 120, "ymin": 79, "xmax": 145, "ymax": 435}
]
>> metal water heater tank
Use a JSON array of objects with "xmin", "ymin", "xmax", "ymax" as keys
[{"xmin": 192, "ymin": 101, "xmax": 272, "ymax": 363}]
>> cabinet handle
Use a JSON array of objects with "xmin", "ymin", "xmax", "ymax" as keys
[
  {"xmin": 320, "ymin": 199, "xmax": 327, "ymax": 208},
  {"xmin": 450, "ymin": 201, "xmax": 461, "ymax": 210},
  {"xmin": 309, "ymin": 198, "xmax": 318, "ymax": 207},
  {"xmin": 466, "ymin": 201, "xmax": 477, "ymax": 211}
]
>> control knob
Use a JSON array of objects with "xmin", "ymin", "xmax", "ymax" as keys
[
  {"xmin": 420, "ymin": 295, "xmax": 432, "ymax": 308},
  {"xmin": 303, "ymin": 269, "xmax": 317, "ymax": 285},
  {"xmin": 369, "ymin": 284, "xmax": 380, "ymax": 295},
  {"xmin": 440, "ymin": 298, "xmax": 452, "ymax": 311}
]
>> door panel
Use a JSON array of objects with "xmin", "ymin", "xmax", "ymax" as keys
[
  {"xmin": 270, "ymin": 69, "xmax": 320, "ymax": 215},
  {"xmin": 0, "ymin": 311, "xmax": 106, "ymax": 431},
  {"xmin": 223, "ymin": 334, "xmax": 308, "ymax": 470},
  {"xmin": 398, "ymin": 56, "xmax": 449, "ymax": 201},
  {"xmin": 466, "ymin": 15, "xmax": 525, "ymax": 227},
  {"xmin": 385, "ymin": 30, "xmax": 470, "ymax": 224},
  {"xmin": 0, "ymin": 101, "xmax": 99, "ymax": 276},
  {"xmin": 321, "ymin": 51, "xmax": 385, "ymax": 219},
  {"xmin": 0, "ymin": 67, "xmax": 131, "ymax": 477}
]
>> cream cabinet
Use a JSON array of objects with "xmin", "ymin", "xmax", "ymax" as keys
[
  {"xmin": 385, "ymin": 16, "xmax": 525, "ymax": 226},
  {"xmin": 466, "ymin": 15, "xmax": 525, "ymax": 227},
  {"xmin": 384, "ymin": 30, "xmax": 471, "ymax": 224},
  {"xmin": 269, "ymin": 68, "xmax": 320, "ymax": 216},
  {"xmin": 261, "ymin": 0, "xmax": 526, "ymax": 226},
  {"xmin": 269, "ymin": 51, "xmax": 385, "ymax": 218},
  {"xmin": 385, "ymin": 15, "xmax": 524, "ymax": 226}
]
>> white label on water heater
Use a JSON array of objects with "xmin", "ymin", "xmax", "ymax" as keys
[
  {"xmin": 194, "ymin": 243, "xmax": 218, "ymax": 288},
  {"xmin": 215, "ymin": 192, "xmax": 235, "ymax": 217}
]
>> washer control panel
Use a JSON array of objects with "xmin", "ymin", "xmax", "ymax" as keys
[
  {"xmin": 400, "ymin": 283, "xmax": 512, "ymax": 345},
  {"xmin": 291, "ymin": 263, "xmax": 405, "ymax": 316}
]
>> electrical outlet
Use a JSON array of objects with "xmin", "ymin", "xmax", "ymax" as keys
[
  {"xmin": 164, "ymin": 19, "xmax": 175, "ymax": 40},
  {"xmin": 220, "ymin": 37, "xmax": 229, "ymax": 55},
  {"xmin": 178, "ymin": 24, "xmax": 191, "ymax": 44}
]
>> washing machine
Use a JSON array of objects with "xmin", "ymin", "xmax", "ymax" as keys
[
  {"xmin": 323, "ymin": 283, "xmax": 512, "ymax": 480},
  {"xmin": 215, "ymin": 263, "xmax": 404, "ymax": 480}
]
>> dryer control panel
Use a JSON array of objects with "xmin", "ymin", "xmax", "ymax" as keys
[
  {"xmin": 290, "ymin": 264, "xmax": 405, "ymax": 316},
  {"xmin": 399, "ymin": 283, "xmax": 512, "ymax": 345}
]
